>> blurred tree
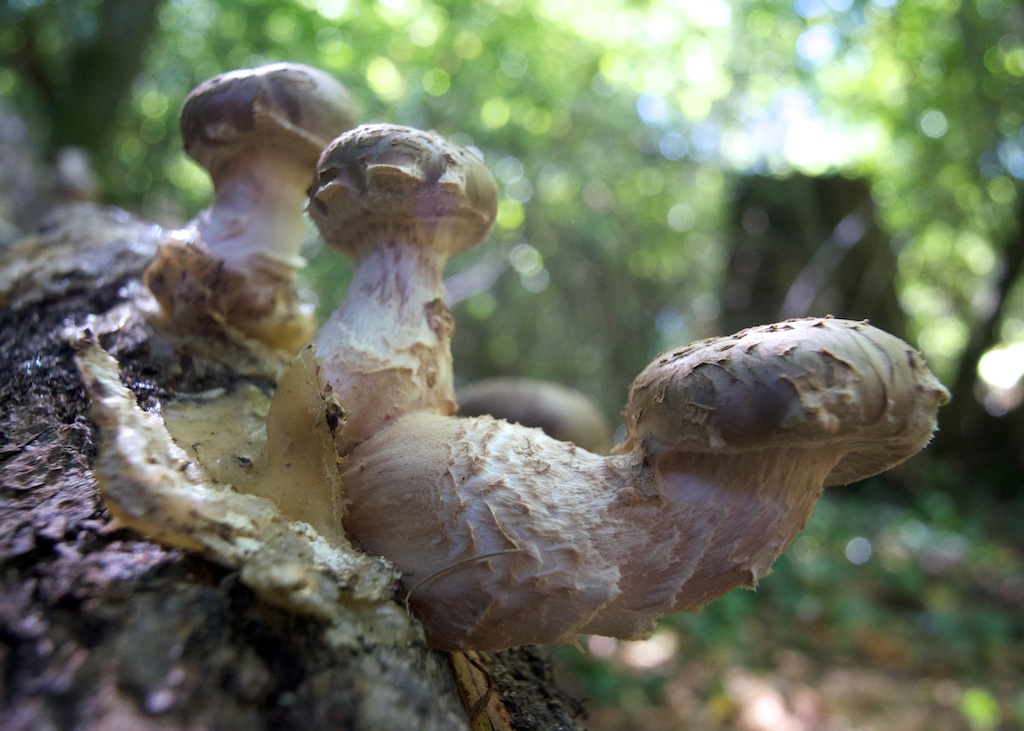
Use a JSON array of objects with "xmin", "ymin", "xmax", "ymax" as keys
[
  {"xmin": 721, "ymin": 173, "xmax": 906, "ymax": 338},
  {"xmin": 0, "ymin": 0, "xmax": 165, "ymax": 156}
]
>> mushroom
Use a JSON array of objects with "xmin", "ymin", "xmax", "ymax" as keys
[
  {"xmin": 457, "ymin": 377, "xmax": 614, "ymax": 453},
  {"xmin": 144, "ymin": 63, "xmax": 358, "ymax": 353},
  {"xmin": 308, "ymin": 123, "xmax": 497, "ymax": 452},
  {"xmin": 304, "ymin": 126, "xmax": 948, "ymax": 652},
  {"xmin": 336, "ymin": 318, "xmax": 949, "ymax": 650}
]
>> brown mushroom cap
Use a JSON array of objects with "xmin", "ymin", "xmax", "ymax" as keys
[
  {"xmin": 457, "ymin": 377, "xmax": 614, "ymax": 453},
  {"xmin": 624, "ymin": 318, "xmax": 950, "ymax": 486},
  {"xmin": 180, "ymin": 63, "xmax": 357, "ymax": 179},
  {"xmin": 308, "ymin": 123, "xmax": 498, "ymax": 259}
]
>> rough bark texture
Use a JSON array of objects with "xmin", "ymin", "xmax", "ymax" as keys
[{"xmin": 0, "ymin": 203, "xmax": 584, "ymax": 730}]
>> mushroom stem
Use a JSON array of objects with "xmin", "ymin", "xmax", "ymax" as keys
[
  {"xmin": 331, "ymin": 318, "xmax": 948, "ymax": 651},
  {"xmin": 307, "ymin": 123, "xmax": 497, "ymax": 453},
  {"xmin": 196, "ymin": 152, "xmax": 311, "ymax": 271},
  {"xmin": 314, "ymin": 235, "xmax": 456, "ymax": 452},
  {"xmin": 338, "ymin": 413, "xmax": 836, "ymax": 650},
  {"xmin": 325, "ymin": 236, "xmax": 448, "ymax": 335}
]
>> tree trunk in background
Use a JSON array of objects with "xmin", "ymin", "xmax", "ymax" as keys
[
  {"xmin": 721, "ymin": 174, "xmax": 907, "ymax": 340},
  {"xmin": 0, "ymin": 196, "xmax": 582, "ymax": 729},
  {"xmin": 723, "ymin": 173, "xmax": 1024, "ymax": 496},
  {"xmin": 932, "ymin": 202, "xmax": 1024, "ymax": 493},
  {"xmin": 2, "ymin": 0, "xmax": 165, "ymax": 156}
]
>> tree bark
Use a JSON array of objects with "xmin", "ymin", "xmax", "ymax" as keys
[{"xmin": 0, "ymin": 203, "xmax": 583, "ymax": 730}]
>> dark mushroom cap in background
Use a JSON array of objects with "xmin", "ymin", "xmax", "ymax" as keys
[
  {"xmin": 309, "ymin": 123, "xmax": 498, "ymax": 258},
  {"xmin": 624, "ymin": 318, "xmax": 951, "ymax": 486},
  {"xmin": 180, "ymin": 63, "xmax": 358, "ymax": 178},
  {"xmin": 457, "ymin": 377, "xmax": 614, "ymax": 454}
]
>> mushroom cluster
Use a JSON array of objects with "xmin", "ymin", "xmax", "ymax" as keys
[
  {"xmin": 112, "ymin": 65, "xmax": 948, "ymax": 654},
  {"xmin": 303, "ymin": 124, "xmax": 950, "ymax": 651}
]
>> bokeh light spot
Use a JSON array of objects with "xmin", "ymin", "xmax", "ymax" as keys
[
  {"xmin": 366, "ymin": 56, "xmax": 405, "ymax": 100},
  {"xmin": 845, "ymin": 537, "xmax": 873, "ymax": 565},
  {"xmin": 421, "ymin": 68, "xmax": 450, "ymax": 96},
  {"xmin": 919, "ymin": 110, "xmax": 949, "ymax": 138}
]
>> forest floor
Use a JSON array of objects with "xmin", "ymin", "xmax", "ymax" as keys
[{"xmin": 554, "ymin": 478, "xmax": 1024, "ymax": 731}]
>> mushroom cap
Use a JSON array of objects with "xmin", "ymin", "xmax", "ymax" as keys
[
  {"xmin": 623, "ymin": 318, "xmax": 950, "ymax": 486},
  {"xmin": 457, "ymin": 377, "xmax": 614, "ymax": 453},
  {"xmin": 308, "ymin": 123, "xmax": 498, "ymax": 258},
  {"xmin": 180, "ymin": 63, "xmax": 358, "ymax": 178}
]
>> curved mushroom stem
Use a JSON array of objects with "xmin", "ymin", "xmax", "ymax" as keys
[
  {"xmin": 333, "ymin": 318, "xmax": 949, "ymax": 652},
  {"xmin": 338, "ymin": 414, "xmax": 833, "ymax": 650}
]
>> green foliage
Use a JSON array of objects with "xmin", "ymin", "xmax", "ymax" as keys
[
  {"xmin": 827, "ymin": 0, "xmax": 1024, "ymax": 374},
  {"xmin": 960, "ymin": 687, "xmax": 1001, "ymax": 731}
]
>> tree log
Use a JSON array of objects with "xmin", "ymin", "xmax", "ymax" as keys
[{"xmin": 0, "ymin": 203, "xmax": 583, "ymax": 730}]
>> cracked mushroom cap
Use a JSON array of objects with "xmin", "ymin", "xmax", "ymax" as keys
[
  {"xmin": 308, "ymin": 123, "xmax": 498, "ymax": 258},
  {"xmin": 623, "ymin": 318, "xmax": 951, "ymax": 486},
  {"xmin": 180, "ymin": 63, "xmax": 358, "ymax": 179}
]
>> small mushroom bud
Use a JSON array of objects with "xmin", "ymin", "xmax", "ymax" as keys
[
  {"xmin": 145, "ymin": 63, "xmax": 358, "ymax": 352},
  {"xmin": 457, "ymin": 377, "xmax": 614, "ymax": 453},
  {"xmin": 308, "ymin": 124, "xmax": 498, "ymax": 452},
  {"xmin": 336, "ymin": 318, "xmax": 949, "ymax": 651}
]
